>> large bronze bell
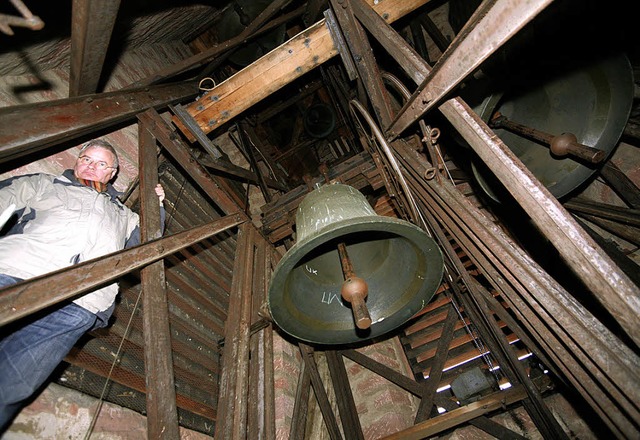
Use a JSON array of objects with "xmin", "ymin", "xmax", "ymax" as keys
[
  {"xmin": 268, "ymin": 183, "xmax": 444, "ymax": 345},
  {"xmin": 470, "ymin": 53, "xmax": 634, "ymax": 202}
]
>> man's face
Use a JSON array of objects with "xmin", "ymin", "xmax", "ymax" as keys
[{"xmin": 74, "ymin": 146, "xmax": 117, "ymax": 184}]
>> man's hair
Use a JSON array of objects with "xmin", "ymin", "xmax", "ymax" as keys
[{"xmin": 78, "ymin": 139, "xmax": 119, "ymax": 169}]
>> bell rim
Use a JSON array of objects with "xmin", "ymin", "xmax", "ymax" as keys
[{"xmin": 268, "ymin": 215, "xmax": 444, "ymax": 345}]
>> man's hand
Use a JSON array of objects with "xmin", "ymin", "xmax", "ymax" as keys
[{"xmin": 155, "ymin": 184, "xmax": 165, "ymax": 204}]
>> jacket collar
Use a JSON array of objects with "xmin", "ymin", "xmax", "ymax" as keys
[{"xmin": 59, "ymin": 169, "xmax": 123, "ymax": 202}]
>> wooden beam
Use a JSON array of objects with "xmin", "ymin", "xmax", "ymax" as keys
[
  {"xmin": 563, "ymin": 198, "xmax": 640, "ymax": 227},
  {"xmin": 236, "ymin": 121, "xmax": 273, "ymax": 202},
  {"xmin": 130, "ymin": 5, "xmax": 306, "ymax": 88},
  {"xmin": 600, "ymin": 161, "xmax": 640, "ymax": 208},
  {"xmin": 137, "ymin": 108, "xmax": 247, "ymax": 216},
  {"xmin": 0, "ymin": 214, "xmax": 245, "ymax": 327},
  {"xmin": 435, "ymin": 393, "xmax": 528, "ymax": 439},
  {"xmin": 215, "ymin": 224, "xmax": 254, "ymax": 440},
  {"xmin": 247, "ymin": 235, "xmax": 273, "ymax": 439},
  {"xmin": 326, "ymin": 351, "xmax": 364, "ymax": 440},
  {"xmin": 341, "ymin": 348, "xmax": 423, "ymax": 395},
  {"xmin": 329, "ymin": 0, "xmax": 394, "ymax": 128},
  {"xmin": 379, "ymin": 386, "xmax": 528, "ymax": 440},
  {"xmin": 354, "ymin": 0, "xmax": 640, "ymax": 348},
  {"xmin": 193, "ymin": 150, "xmax": 287, "ymax": 191},
  {"xmin": 386, "ymin": 0, "xmax": 552, "ymax": 138},
  {"xmin": 174, "ymin": 0, "xmax": 432, "ymax": 140},
  {"xmin": 69, "ymin": 0, "xmax": 121, "ymax": 97},
  {"xmin": 299, "ymin": 344, "xmax": 343, "ymax": 440},
  {"xmin": 414, "ymin": 305, "xmax": 458, "ymax": 423},
  {"xmin": 0, "ymin": 81, "xmax": 198, "ymax": 163},
  {"xmin": 138, "ymin": 120, "xmax": 180, "ymax": 438},
  {"xmin": 290, "ymin": 358, "xmax": 311, "ymax": 439}
]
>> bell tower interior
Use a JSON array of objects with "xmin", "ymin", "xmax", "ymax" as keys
[{"xmin": 0, "ymin": 0, "xmax": 638, "ymax": 438}]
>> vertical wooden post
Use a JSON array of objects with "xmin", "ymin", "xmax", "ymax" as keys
[
  {"xmin": 69, "ymin": 0, "xmax": 121, "ymax": 96},
  {"xmin": 138, "ymin": 118, "xmax": 180, "ymax": 438},
  {"xmin": 326, "ymin": 351, "xmax": 364, "ymax": 439},
  {"xmin": 263, "ymin": 248, "xmax": 277, "ymax": 440},
  {"xmin": 216, "ymin": 223, "xmax": 255, "ymax": 439},
  {"xmin": 248, "ymin": 234, "xmax": 277, "ymax": 439}
]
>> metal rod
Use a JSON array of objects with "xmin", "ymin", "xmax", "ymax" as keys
[
  {"xmin": 337, "ymin": 242, "xmax": 372, "ymax": 330},
  {"xmin": 490, "ymin": 112, "xmax": 606, "ymax": 164}
]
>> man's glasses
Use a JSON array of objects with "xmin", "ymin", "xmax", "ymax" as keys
[{"xmin": 77, "ymin": 156, "xmax": 115, "ymax": 170}]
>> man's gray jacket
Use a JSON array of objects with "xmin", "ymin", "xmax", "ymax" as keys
[{"xmin": 0, "ymin": 170, "xmax": 140, "ymax": 316}]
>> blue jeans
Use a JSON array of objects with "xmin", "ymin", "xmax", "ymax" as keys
[{"xmin": 0, "ymin": 274, "xmax": 98, "ymax": 432}]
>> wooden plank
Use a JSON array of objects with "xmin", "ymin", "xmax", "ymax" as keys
[
  {"xmin": 175, "ymin": 0, "xmax": 432, "ymax": 140},
  {"xmin": 379, "ymin": 386, "xmax": 528, "ymax": 440},
  {"xmin": 326, "ymin": 351, "xmax": 364, "ymax": 440},
  {"xmin": 137, "ymin": 108, "xmax": 246, "ymax": 216},
  {"xmin": 65, "ymin": 348, "xmax": 216, "ymax": 419},
  {"xmin": 215, "ymin": 224, "xmax": 254, "ymax": 440},
  {"xmin": 138, "ymin": 120, "xmax": 180, "ymax": 439},
  {"xmin": 0, "ymin": 214, "xmax": 244, "ymax": 327},
  {"xmin": 0, "ymin": 81, "xmax": 198, "ymax": 163},
  {"xmin": 69, "ymin": 0, "xmax": 121, "ymax": 96}
]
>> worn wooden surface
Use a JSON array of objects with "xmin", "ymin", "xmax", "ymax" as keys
[
  {"xmin": 138, "ymin": 121, "xmax": 180, "ymax": 438},
  {"xmin": 174, "ymin": 0, "xmax": 433, "ymax": 140}
]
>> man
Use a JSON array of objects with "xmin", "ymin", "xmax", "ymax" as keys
[{"xmin": 0, "ymin": 139, "xmax": 165, "ymax": 431}]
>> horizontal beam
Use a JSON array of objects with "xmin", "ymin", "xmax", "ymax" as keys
[
  {"xmin": 0, "ymin": 81, "xmax": 198, "ymax": 163},
  {"xmin": 0, "ymin": 214, "xmax": 245, "ymax": 327},
  {"xmin": 175, "ymin": 0, "xmax": 432, "ymax": 139},
  {"xmin": 380, "ymin": 386, "xmax": 528, "ymax": 440}
]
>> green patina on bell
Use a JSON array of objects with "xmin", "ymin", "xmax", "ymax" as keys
[{"xmin": 268, "ymin": 183, "xmax": 444, "ymax": 345}]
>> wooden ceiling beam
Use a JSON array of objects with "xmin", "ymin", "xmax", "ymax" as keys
[
  {"xmin": 69, "ymin": 0, "xmax": 121, "ymax": 97},
  {"xmin": 174, "ymin": 0, "xmax": 432, "ymax": 140},
  {"xmin": 0, "ymin": 81, "xmax": 198, "ymax": 163}
]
